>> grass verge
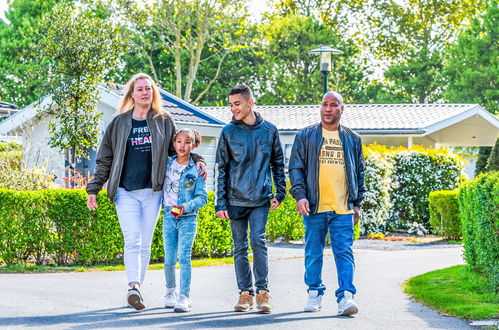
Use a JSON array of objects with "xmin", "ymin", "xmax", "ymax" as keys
[
  {"xmin": 404, "ymin": 264, "xmax": 498, "ymax": 319},
  {"xmin": 0, "ymin": 256, "xmax": 242, "ymax": 273}
]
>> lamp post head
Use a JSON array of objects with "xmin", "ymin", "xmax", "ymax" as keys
[{"xmin": 309, "ymin": 45, "xmax": 343, "ymax": 73}]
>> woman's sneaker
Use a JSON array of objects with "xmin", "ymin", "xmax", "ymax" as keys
[
  {"xmin": 337, "ymin": 291, "xmax": 358, "ymax": 316},
  {"xmin": 174, "ymin": 294, "xmax": 191, "ymax": 312},
  {"xmin": 127, "ymin": 287, "xmax": 146, "ymax": 310},
  {"xmin": 164, "ymin": 288, "xmax": 177, "ymax": 308}
]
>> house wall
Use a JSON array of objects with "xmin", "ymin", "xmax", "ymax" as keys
[
  {"xmin": 176, "ymin": 122, "xmax": 221, "ymax": 191},
  {"xmin": 19, "ymin": 102, "xmax": 223, "ymax": 191},
  {"xmin": 22, "ymin": 116, "xmax": 65, "ymax": 181}
]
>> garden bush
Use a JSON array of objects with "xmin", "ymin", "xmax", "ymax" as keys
[
  {"xmin": 0, "ymin": 165, "xmax": 58, "ymax": 191},
  {"xmin": 458, "ymin": 171, "xmax": 498, "ymax": 292},
  {"xmin": 388, "ymin": 147, "xmax": 463, "ymax": 229},
  {"xmin": 0, "ymin": 189, "xmax": 234, "ymax": 266},
  {"xmin": 192, "ymin": 192, "xmax": 233, "ymax": 258},
  {"xmin": 267, "ymin": 183, "xmax": 304, "ymax": 242},
  {"xmin": 428, "ymin": 190, "xmax": 461, "ymax": 240},
  {"xmin": 360, "ymin": 146, "xmax": 393, "ymax": 234}
]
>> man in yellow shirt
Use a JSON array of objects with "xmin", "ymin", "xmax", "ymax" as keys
[{"xmin": 289, "ymin": 91, "xmax": 366, "ymax": 316}]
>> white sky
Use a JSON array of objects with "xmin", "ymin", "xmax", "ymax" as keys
[{"xmin": 0, "ymin": 0, "xmax": 7, "ymax": 23}]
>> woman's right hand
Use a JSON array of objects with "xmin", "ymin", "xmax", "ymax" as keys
[{"xmin": 87, "ymin": 194, "xmax": 98, "ymax": 211}]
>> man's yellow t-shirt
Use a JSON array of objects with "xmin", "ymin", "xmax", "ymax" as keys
[{"xmin": 317, "ymin": 128, "xmax": 353, "ymax": 214}]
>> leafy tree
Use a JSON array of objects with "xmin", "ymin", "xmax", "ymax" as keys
[
  {"xmin": 193, "ymin": 25, "xmax": 260, "ymax": 106},
  {"xmin": 251, "ymin": 15, "xmax": 371, "ymax": 105},
  {"xmin": 113, "ymin": 0, "xmax": 248, "ymax": 104},
  {"xmin": 38, "ymin": 3, "xmax": 123, "ymax": 184},
  {"xmin": 444, "ymin": 0, "xmax": 498, "ymax": 114},
  {"xmin": 444, "ymin": 1, "xmax": 497, "ymax": 176},
  {"xmin": 366, "ymin": 0, "xmax": 483, "ymax": 103},
  {"xmin": 485, "ymin": 139, "xmax": 498, "ymax": 172},
  {"xmin": 475, "ymin": 146, "xmax": 492, "ymax": 177},
  {"xmin": 272, "ymin": 0, "xmax": 366, "ymax": 34},
  {"xmin": 0, "ymin": 0, "xmax": 66, "ymax": 108}
]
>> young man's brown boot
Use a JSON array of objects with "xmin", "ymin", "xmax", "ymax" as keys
[
  {"xmin": 234, "ymin": 291, "xmax": 254, "ymax": 312},
  {"xmin": 256, "ymin": 290, "xmax": 272, "ymax": 314}
]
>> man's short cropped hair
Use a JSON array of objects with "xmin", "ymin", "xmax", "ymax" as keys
[{"xmin": 229, "ymin": 84, "xmax": 254, "ymax": 101}]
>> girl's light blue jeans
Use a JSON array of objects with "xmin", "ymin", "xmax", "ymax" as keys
[{"xmin": 162, "ymin": 213, "xmax": 197, "ymax": 297}]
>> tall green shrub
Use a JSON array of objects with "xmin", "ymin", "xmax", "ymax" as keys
[
  {"xmin": 485, "ymin": 138, "xmax": 498, "ymax": 172},
  {"xmin": 428, "ymin": 190, "xmax": 461, "ymax": 240},
  {"xmin": 475, "ymin": 146, "xmax": 492, "ymax": 176},
  {"xmin": 458, "ymin": 171, "xmax": 499, "ymax": 292}
]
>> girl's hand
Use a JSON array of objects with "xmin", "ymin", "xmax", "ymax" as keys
[
  {"xmin": 196, "ymin": 162, "xmax": 207, "ymax": 180},
  {"xmin": 171, "ymin": 205, "xmax": 184, "ymax": 218}
]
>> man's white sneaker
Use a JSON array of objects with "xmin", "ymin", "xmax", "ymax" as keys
[
  {"xmin": 337, "ymin": 291, "xmax": 358, "ymax": 316},
  {"xmin": 304, "ymin": 290, "xmax": 322, "ymax": 312},
  {"xmin": 164, "ymin": 288, "xmax": 177, "ymax": 308},
  {"xmin": 174, "ymin": 294, "xmax": 191, "ymax": 312}
]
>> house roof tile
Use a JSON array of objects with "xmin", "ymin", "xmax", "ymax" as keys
[{"xmin": 200, "ymin": 104, "xmax": 482, "ymax": 131}]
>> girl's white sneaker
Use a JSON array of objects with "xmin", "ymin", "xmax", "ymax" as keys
[
  {"xmin": 164, "ymin": 288, "xmax": 177, "ymax": 308},
  {"xmin": 174, "ymin": 294, "xmax": 191, "ymax": 312}
]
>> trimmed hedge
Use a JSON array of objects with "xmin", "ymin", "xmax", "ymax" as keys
[
  {"xmin": 428, "ymin": 190, "xmax": 461, "ymax": 240},
  {"xmin": 0, "ymin": 187, "xmax": 364, "ymax": 266},
  {"xmin": 0, "ymin": 189, "xmax": 233, "ymax": 266},
  {"xmin": 0, "ymin": 189, "xmax": 123, "ymax": 265},
  {"xmin": 458, "ymin": 171, "xmax": 499, "ymax": 292}
]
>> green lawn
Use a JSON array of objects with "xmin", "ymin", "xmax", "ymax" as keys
[
  {"xmin": 0, "ymin": 256, "xmax": 241, "ymax": 273},
  {"xmin": 404, "ymin": 264, "xmax": 498, "ymax": 319}
]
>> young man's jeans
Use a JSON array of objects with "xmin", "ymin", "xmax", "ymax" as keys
[
  {"xmin": 162, "ymin": 213, "xmax": 197, "ymax": 297},
  {"xmin": 115, "ymin": 187, "xmax": 162, "ymax": 285},
  {"xmin": 229, "ymin": 204, "xmax": 269, "ymax": 295},
  {"xmin": 303, "ymin": 211, "xmax": 356, "ymax": 302}
]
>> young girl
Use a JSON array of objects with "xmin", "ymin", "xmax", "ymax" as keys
[{"xmin": 162, "ymin": 128, "xmax": 207, "ymax": 312}]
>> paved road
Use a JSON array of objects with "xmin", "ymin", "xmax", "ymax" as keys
[{"xmin": 1, "ymin": 243, "xmax": 472, "ymax": 329}]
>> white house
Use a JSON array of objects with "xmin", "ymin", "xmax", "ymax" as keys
[
  {"xmin": 0, "ymin": 101, "xmax": 20, "ymax": 142},
  {"xmin": 0, "ymin": 84, "xmax": 225, "ymax": 190},
  {"xmin": 201, "ymin": 103, "xmax": 499, "ymax": 174},
  {"xmin": 1, "ymin": 85, "xmax": 498, "ymax": 189}
]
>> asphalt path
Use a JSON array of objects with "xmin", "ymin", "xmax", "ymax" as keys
[{"xmin": 1, "ymin": 242, "xmax": 473, "ymax": 329}]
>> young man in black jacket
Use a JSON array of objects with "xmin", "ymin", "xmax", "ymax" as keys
[
  {"xmin": 289, "ymin": 91, "xmax": 366, "ymax": 316},
  {"xmin": 215, "ymin": 84, "xmax": 286, "ymax": 314}
]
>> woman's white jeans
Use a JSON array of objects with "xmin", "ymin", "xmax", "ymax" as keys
[{"xmin": 115, "ymin": 187, "xmax": 162, "ymax": 285}]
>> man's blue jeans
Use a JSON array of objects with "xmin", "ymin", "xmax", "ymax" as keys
[
  {"xmin": 303, "ymin": 211, "xmax": 356, "ymax": 302},
  {"xmin": 163, "ymin": 213, "xmax": 197, "ymax": 297},
  {"xmin": 229, "ymin": 205, "xmax": 269, "ymax": 295}
]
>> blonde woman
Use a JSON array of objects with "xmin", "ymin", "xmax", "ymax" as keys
[{"xmin": 86, "ymin": 73, "xmax": 206, "ymax": 310}]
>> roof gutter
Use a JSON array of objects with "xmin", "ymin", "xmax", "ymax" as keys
[{"xmin": 280, "ymin": 128, "xmax": 425, "ymax": 135}]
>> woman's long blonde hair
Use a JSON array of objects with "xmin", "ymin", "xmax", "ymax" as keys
[{"xmin": 117, "ymin": 73, "xmax": 166, "ymax": 118}]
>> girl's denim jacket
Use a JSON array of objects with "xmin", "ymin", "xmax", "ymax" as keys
[{"xmin": 162, "ymin": 155, "xmax": 207, "ymax": 217}]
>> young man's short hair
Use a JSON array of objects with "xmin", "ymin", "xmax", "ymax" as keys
[{"xmin": 229, "ymin": 84, "xmax": 253, "ymax": 101}]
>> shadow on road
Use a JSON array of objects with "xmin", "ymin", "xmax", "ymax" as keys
[{"xmin": 1, "ymin": 307, "xmax": 357, "ymax": 329}]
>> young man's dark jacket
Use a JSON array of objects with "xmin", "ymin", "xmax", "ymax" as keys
[
  {"xmin": 215, "ymin": 112, "xmax": 286, "ymax": 211},
  {"xmin": 289, "ymin": 123, "xmax": 366, "ymax": 214}
]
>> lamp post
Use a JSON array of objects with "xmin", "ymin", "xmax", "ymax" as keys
[{"xmin": 309, "ymin": 45, "xmax": 343, "ymax": 94}]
